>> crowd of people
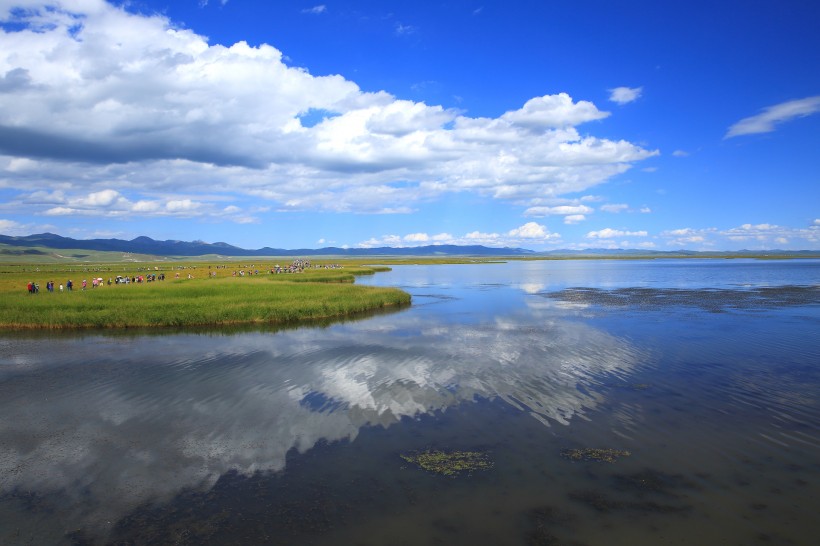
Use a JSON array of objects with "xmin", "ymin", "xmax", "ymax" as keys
[
  {"xmin": 27, "ymin": 280, "xmax": 67, "ymax": 293},
  {"xmin": 270, "ymin": 259, "xmax": 344, "ymax": 274},
  {"xmin": 25, "ymin": 274, "xmax": 168, "ymax": 293}
]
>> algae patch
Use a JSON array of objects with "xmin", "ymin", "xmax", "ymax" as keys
[
  {"xmin": 561, "ymin": 448, "xmax": 631, "ymax": 463},
  {"xmin": 401, "ymin": 449, "xmax": 494, "ymax": 477}
]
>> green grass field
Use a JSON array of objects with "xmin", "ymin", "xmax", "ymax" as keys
[{"xmin": 0, "ymin": 261, "xmax": 410, "ymax": 329}]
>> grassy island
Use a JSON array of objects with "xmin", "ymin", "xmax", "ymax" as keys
[{"xmin": 0, "ymin": 262, "xmax": 410, "ymax": 330}]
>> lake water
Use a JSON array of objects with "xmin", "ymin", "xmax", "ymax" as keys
[{"xmin": 1, "ymin": 259, "xmax": 818, "ymax": 545}]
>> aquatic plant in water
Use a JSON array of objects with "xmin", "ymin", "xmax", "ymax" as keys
[
  {"xmin": 560, "ymin": 448, "xmax": 631, "ymax": 463},
  {"xmin": 401, "ymin": 449, "xmax": 494, "ymax": 477}
]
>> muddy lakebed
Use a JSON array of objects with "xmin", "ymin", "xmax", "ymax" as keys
[{"xmin": 1, "ymin": 259, "xmax": 818, "ymax": 545}]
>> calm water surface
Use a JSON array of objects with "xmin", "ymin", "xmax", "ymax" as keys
[{"xmin": 1, "ymin": 259, "xmax": 818, "ymax": 545}]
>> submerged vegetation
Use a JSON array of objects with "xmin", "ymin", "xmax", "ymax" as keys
[
  {"xmin": 560, "ymin": 448, "xmax": 631, "ymax": 463},
  {"xmin": 0, "ymin": 260, "xmax": 410, "ymax": 330},
  {"xmin": 400, "ymin": 449, "xmax": 494, "ymax": 477}
]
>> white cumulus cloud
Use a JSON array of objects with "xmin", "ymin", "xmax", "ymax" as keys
[
  {"xmin": 600, "ymin": 203, "xmax": 629, "ymax": 213},
  {"xmin": 507, "ymin": 222, "xmax": 557, "ymax": 239},
  {"xmin": 403, "ymin": 233, "xmax": 430, "ymax": 242},
  {"xmin": 359, "ymin": 223, "xmax": 560, "ymax": 249},
  {"xmin": 586, "ymin": 228, "xmax": 647, "ymax": 239},
  {"xmin": 0, "ymin": 218, "xmax": 30, "ymax": 234},
  {"xmin": 608, "ymin": 86, "xmax": 643, "ymax": 105},
  {"xmin": 524, "ymin": 205, "xmax": 593, "ymax": 217},
  {"xmin": 564, "ymin": 215, "xmax": 586, "ymax": 224}
]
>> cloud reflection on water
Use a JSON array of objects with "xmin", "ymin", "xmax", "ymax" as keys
[{"xmin": 0, "ymin": 306, "xmax": 642, "ymax": 533}]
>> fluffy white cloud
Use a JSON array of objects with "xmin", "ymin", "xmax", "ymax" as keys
[
  {"xmin": 403, "ymin": 232, "xmax": 429, "ymax": 242},
  {"xmin": 660, "ymin": 223, "xmax": 820, "ymax": 248},
  {"xmin": 507, "ymin": 222, "xmax": 557, "ymax": 239},
  {"xmin": 586, "ymin": 228, "xmax": 647, "ymax": 239},
  {"xmin": 608, "ymin": 86, "xmax": 643, "ymax": 105},
  {"xmin": 23, "ymin": 186, "xmax": 256, "ymax": 222},
  {"xmin": 0, "ymin": 1, "xmax": 656, "ymax": 220},
  {"xmin": 524, "ymin": 204, "xmax": 593, "ymax": 217},
  {"xmin": 359, "ymin": 223, "xmax": 560, "ymax": 248},
  {"xmin": 563, "ymin": 214, "xmax": 586, "ymax": 224},
  {"xmin": 80, "ymin": 189, "xmax": 122, "ymax": 207},
  {"xmin": 661, "ymin": 228, "xmax": 713, "ymax": 242},
  {"xmin": 600, "ymin": 203, "xmax": 628, "ymax": 213},
  {"xmin": 726, "ymin": 96, "xmax": 820, "ymax": 138},
  {"xmin": 0, "ymin": 218, "xmax": 33, "ymax": 234},
  {"xmin": 721, "ymin": 223, "xmax": 784, "ymax": 242},
  {"xmin": 500, "ymin": 93, "xmax": 609, "ymax": 129},
  {"xmin": 659, "ymin": 227, "xmax": 716, "ymax": 247}
]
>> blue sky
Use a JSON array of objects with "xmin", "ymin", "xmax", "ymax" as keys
[{"xmin": 0, "ymin": 0, "xmax": 818, "ymax": 251}]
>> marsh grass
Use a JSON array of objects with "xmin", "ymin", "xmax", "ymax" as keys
[{"xmin": 0, "ymin": 263, "xmax": 409, "ymax": 329}]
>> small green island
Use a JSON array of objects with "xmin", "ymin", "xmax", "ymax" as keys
[{"xmin": 0, "ymin": 259, "xmax": 412, "ymax": 330}]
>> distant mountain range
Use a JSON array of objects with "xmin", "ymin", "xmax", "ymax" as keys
[
  {"xmin": 0, "ymin": 232, "xmax": 535, "ymax": 257},
  {"xmin": 1, "ymin": 232, "xmax": 818, "ymax": 258}
]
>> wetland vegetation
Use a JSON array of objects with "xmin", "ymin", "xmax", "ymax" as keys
[
  {"xmin": 560, "ymin": 448, "xmax": 632, "ymax": 463},
  {"xmin": 0, "ymin": 260, "xmax": 410, "ymax": 329},
  {"xmin": 400, "ymin": 449, "xmax": 495, "ymax": 477}
]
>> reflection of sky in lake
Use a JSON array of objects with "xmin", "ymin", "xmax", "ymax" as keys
[{"xmin": 0, "ymin": 281, "xmax": 642, "ymax": 530}]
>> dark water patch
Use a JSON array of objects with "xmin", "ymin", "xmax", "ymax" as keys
[
  {"xmin": 606, "ymin": 382, "xmax": 651, "ymax": 391},
  {"xmin": 611, "ymin": 469, "xmax": 698, "ymax": 497},
  {"xmin": 525, "ymin": 506, "xmax": 580, "ymax": 546},
  {"xmin": 108, "ymin": 469, "xmax": 350, "ymax": 544},
  {"xmin": 101, "ymin": 400, "xmax": 517, "ymax": 545},
  {"xmin": 542, "ymin": 285, "xmax": 820, "ymax": 313},
  {"xmin": 106, "ymin": 440, "xmax": 373, "ymax": 545},
  {"xmin": 568, "ymin": 489, "xmax": 692, "ymax": 515}
]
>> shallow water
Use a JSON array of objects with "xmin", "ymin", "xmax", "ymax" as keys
[{"xmin": 0, "ymin": 259, "xmax": 818, "ymax": 545}]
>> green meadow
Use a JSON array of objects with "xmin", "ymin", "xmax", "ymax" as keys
[{"xmin": 0, "ymin": 261, "xmax": 410, "ymax": 330}]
